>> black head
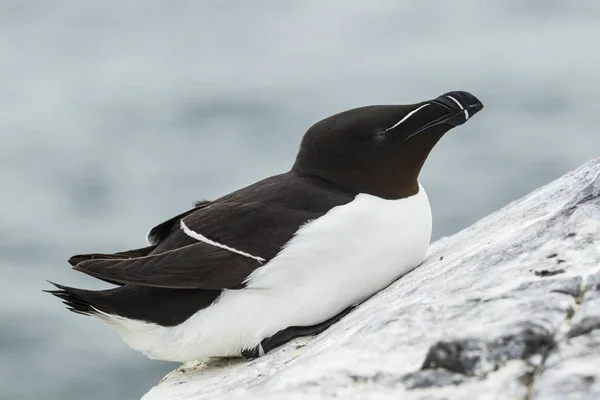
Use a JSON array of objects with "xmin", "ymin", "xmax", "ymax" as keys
[{"xmin": 292, "ymin": 91, "xmax": 483, "ymax": 199}]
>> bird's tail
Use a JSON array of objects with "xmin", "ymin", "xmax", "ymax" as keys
[{"xmin": 44, "ymin": 282, "xmax": 109, "ymax": 317}]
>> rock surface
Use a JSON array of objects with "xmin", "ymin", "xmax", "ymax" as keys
[{"xmin": 143, "ymin": 157, "xmax": 600, "ymax": 400}]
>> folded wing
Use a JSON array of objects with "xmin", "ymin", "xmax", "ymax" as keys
[
  {"xmin": 73, "ymin": 242, "xmax": 260, "ymax": 289},
  {"xmin": 70, "ymin": 173, "xmax": 356, "ymax": 290}
]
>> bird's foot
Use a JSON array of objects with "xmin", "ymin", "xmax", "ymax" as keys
[
  {"xmin": 240, "ymin": 306, "xmax": 355, "ymax": 360},
  {"xmin": 241, "ymin": 343, "xmax": 265, "ymax": 360}
]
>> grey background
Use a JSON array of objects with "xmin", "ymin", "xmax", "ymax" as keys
[{"xmin": 1, "ymin": 1, "xmax": 599, "ymax": 399}]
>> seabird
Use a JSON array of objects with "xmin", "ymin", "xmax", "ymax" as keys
[{"xmin": 46, "ymin": 91, "xmax": 484, "ymax": 361}]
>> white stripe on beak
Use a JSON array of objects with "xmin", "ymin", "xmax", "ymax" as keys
[
  {"xmin": 385, "ymin": 103, "xmax": 430, "ymax": 131},
  {"xmin": 446, "ymin": 95, "xmax": 469, "ymax": 120}
]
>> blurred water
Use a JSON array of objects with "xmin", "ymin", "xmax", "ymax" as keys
[{"xmin": 1, "ymin": 1, "xmax": 599, "ymax": 399}]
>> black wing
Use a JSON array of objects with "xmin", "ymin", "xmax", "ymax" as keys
[
  {"xmin": 73, "ymin": 242, "xmax": 260, "ymax": 289},
  {"xmin": 72, "ymin": 172, "xmax": 355, "ymax": 290}
]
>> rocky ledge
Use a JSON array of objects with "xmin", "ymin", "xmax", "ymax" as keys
[{"xmin": 143, "ymin": 157, "xmax": 600, "ymax": 400}]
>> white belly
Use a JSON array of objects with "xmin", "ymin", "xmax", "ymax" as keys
[{"xmin": 111, "ymin": 184, "xmax": 432, "ymax": 361}]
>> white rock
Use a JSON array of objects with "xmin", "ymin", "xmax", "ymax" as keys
[{"xmin": 143, "ymin": 156, "xmax": 600, "ymax": 400}]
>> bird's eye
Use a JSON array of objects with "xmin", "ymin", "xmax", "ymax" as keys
[{"xmin": 372, "ymin": 131, "xmax": 388, "ymax": 141}]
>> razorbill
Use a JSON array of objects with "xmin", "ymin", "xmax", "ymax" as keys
[{"xmin": 46, "ymin": 91, "xmax": 484, "ymax": 361}]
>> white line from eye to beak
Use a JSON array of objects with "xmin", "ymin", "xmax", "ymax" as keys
[
  {"xmin": 446, "ymin": 95, "xmax": 469, "ymax": 120},
  {"xmin": 385, "ymin": 103, "xmax": 430, "ymax": 131},
  {"xmin": 180, "ymin": 220, "xmax": 266, "ymax": 262}
]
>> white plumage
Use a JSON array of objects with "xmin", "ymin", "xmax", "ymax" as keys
[
  {"xmin": 96, "ymin": 184, "xmax": 432, "ymax": 361},
  {"xmin": 180, "ymin": 220, "xmax": 266, "ymax": 262}
]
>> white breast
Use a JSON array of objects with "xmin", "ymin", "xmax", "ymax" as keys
[{"xmin": 109, "ymin": 184, "xmax": 432, "ymax": 361}]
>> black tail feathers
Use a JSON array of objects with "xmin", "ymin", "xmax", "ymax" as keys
[{"xmin": 44, "ymin": 281, "xmax": 104, "ymax": 317}]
